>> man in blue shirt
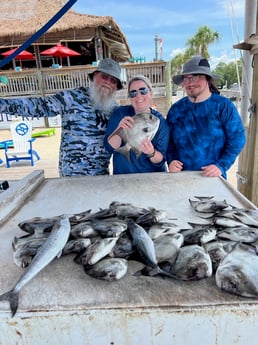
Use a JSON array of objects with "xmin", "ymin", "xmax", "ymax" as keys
[
  {"xmin": 166, "ymin": 56, "xmax": 246, "ymax": 179},
  {"xmin": 0, "ymin": 59, "xmax": 122, "ymax": 177}
]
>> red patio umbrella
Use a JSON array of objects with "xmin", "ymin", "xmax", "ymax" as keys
[
  {"xmin": 1, "ymin": 48, "xmax": 35, "ymax": 68},
  {"xmin": 40, "ymin": 44, "xmax": 81, "ymax": 66}
]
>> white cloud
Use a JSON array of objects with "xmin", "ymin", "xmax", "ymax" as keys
[
  {"xmin": 73, "ymin": 0, "xmax": 246, "ymax": 63},
  {"xmin": 210, "ymin": 53, "xmax": 239, "ymax": 69},
  {"xmin": 170, "ymin": 48, "xmax": 186, "ymax": 59}
]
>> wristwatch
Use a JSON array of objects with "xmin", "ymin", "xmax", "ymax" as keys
[{"xmin": 147, "ymin": 149, "xmax": 156, "ymax": 158}]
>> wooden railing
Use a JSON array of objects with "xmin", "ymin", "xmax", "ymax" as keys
[{"xmin": 0, "ymin": 61, "xmax": 169, "ymax": 98}]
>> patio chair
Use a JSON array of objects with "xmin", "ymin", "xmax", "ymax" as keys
[{"xmin": 3, "ymin": 120, "xmax": 40, "ymax": 168}]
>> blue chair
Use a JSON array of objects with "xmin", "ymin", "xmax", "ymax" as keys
[{"xmin": 3, "ymin": 120, "xmax": 40, "ymax": 168}]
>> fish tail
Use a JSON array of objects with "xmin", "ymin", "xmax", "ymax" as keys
[
  {"xmin": 0, "ymin": 289, "xmax": 19, "ymax": 317},
  {"xmin": 150, "ymin": 267, "xmax": 179, "ymax": 280}
]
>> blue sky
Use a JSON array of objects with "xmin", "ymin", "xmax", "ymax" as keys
[{"xmin": 73, "ymin": 0, "xmax": 245, "ymax": 68}]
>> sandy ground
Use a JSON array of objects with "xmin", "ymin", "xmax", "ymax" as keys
[
  {"xmin": 0, "ymin": 127, "xmax": 239, "ymax": 188},
  {"xmin": 0, "ymin": 127, "xmax": 60, "ymax": 180}
]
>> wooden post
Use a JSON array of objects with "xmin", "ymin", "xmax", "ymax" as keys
[
  {"xmin": 240, "ymin": 58, "xmax": 258, "ymax": 205},
  {"xmin": 165, "ymin": 61, "xmax": 172, "ymax": 115},
  {"xmin": 238, "ymin": 7, "xmax": 258, "ymax": 206}
]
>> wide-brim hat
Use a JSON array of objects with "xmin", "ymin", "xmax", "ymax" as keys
[
  {"xmin": 88, "ymin": 58, "xmax": 123, "ymax": 90},
  {"xmin": 172, "ymin": 56, "xmax": 220, "ymax": 85}
]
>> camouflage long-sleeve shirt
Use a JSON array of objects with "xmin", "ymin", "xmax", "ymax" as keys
[{"xmin": 0, "ymin": 87, "xmax": 117, "ymax": 177}]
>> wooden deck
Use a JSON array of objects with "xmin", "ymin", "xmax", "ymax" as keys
[{"xmin": 0, "ymin": 127, "xmax": 238, "ymax": 189}]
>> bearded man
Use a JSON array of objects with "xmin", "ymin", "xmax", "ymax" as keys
[{"xmin": 0, "ymin": 59, "xmax": 122, "ymax": 176}]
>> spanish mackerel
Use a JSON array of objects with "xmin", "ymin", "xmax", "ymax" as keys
[
  {"xmin": 127, "ymin": 219, "xmax": 177, "ymax": 279},
  {"xmin": 0, "ymin": 215, "xmax": 70, "ymax": 317}
]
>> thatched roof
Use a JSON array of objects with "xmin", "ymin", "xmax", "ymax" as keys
[{"xmin": 0, "ymin": 0, "xmax": 132, "ymax": 61}]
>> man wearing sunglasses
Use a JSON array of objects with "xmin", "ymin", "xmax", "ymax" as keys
[
  {"xmin": 104, "ymin": 75, "xmax": 169, "ymax": 174},
  {"xmin": 0, "ymin": 58, "xmax": 122, "ymax": 176},
  {"xmin": 167, "ymin": 56, "xmax": 246, "ymax": 179}
]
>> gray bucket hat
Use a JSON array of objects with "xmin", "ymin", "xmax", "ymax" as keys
[
  {"xmin": 88, "ymin": 58, "xmax": 123, "ymax": 90},
  {"xmin": 128, "ymin": 75, "xmax": 153, "ymax": 91},
  {"xmin": 172, "ymin": 56, "xmax": 220, "ymax": 85}
]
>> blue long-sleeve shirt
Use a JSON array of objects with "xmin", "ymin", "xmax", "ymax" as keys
[
  {"xmin": 166, "ymin": 93, "xmax": 246, "ymax": 179},
  {"xmin": 0, "ymin": 87, "xmax": 117, "ymax": 177},
  {"xmin": 104, "ymin": 105, "xmax": 169, "ymax": 174}
]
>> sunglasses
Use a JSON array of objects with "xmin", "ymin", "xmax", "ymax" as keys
[
  {"xmin": 128, "ymin": 87, "xmax": 149, "ymax": 98},
  {"xmin": 100, "ymin": 72, "xmax": 118, "ymax": 85}
]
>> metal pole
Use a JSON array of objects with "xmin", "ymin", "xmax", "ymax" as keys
[
  {"xmin": 240, "ymin": 0, "xmax": 257, "ymax": 126},
  {"xmin": 154, "ymin": 34, "xmax": 159, "ymax": 61}
]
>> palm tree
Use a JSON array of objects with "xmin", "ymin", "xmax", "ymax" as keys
[
  {"xmin": 171, "ymin": 53, "xmax": 186, "ymax": 76},
  {"xmin": 186, "ymin": 26, "xmax": 220, "ymax": 58},
  {"xmin": 171, "ymin": 25, "xmax": 220, "ymax": 77}
]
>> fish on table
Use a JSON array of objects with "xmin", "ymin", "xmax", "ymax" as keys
[
  {"xmin": 189, "ymin": 197, "xmax": 229, "ymax": 214},
  {"xmin": 0, "ymin": 215, "xmax": 70, "ymax": 317},
  {"xmin": 70, "ymin": 221, "xmax": 98, "ymax": 239},
  {"xmin": 169, "ymin": 244, "xmax": 213, "ymax": 281},
  {"xmin": 127, "ymin": 219, "xmax": 177, "ymax": 279},
  {"xmin": 148, "ymin": 221, "xmax": 181, "ymax": 240},
  {"xmin": 89, "ymin": 201, "xmax": 150, "ymax": 219},
  {"xmin": 153, "ymin": 233, "xmax": 184, "ymax": 264},
  {"xmin": 136, "ymin": 208, "xmax": 168, "ymax": 227},
  {"xmin": 62, "ymin": 238, "xmax": 91, "ymax": 255},
  {"xmin": 203, "ymin": 240, "xmax": 230, "ymax": 271},
  {"xmin": 233, "ymin": 209, "xmax": 258, "ymax": 227},
  {"xmin": 74, "ymin": 237, "xmax": 118, "ymax": 266},
  {"xmin": 180, "ymin": 222, "xmax": 217, "ymax": 245},
  {"xmin": 215, "ymin": 242, "xmax": 258, "ymax": 297},
  {"xmin": 217, "ymin": 226, "xmax": 258, "ymax": 243},
  {"xmin": 18, "ymin": 216, "xmax": 60, "ymax": 234},
  {"xmin": 13, "ymin": 239, "xmax": 48, "ymax": 268},
  {"xmin": 109, "ymin": 233, "xmax": 135, "ymax": 259},
  {"xmin": 5, "ymin": 196, "xmax": 258, "ymax": 305},
  {"xmin": 110, "ymin": 201, "xmax": 150, "ymax": 219},
  {"xmin": 84, "ymin": 258, "xmax": 128, "ymax": 281},
  {"xmin": 90, "ymin": 217, "xmax": 127, "ymax": 238}
]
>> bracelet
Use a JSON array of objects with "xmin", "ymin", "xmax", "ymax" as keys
[{"xmin": 147, "ymin": 149, "xmax": 156, "ymax": 158}]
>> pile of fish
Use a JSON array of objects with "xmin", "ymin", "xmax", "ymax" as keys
[{"xmin": 1, "ymin": 197, "xmax": 258, "ymax": 317}]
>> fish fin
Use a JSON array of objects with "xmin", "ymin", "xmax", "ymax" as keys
[
  {"xmin": 188, "ymin": 199, "xmax": 198, "ymax": 208},
  {"xmin": 56, "ymin": 250, "xmax": 63, "ymax": 258},
  {"xmin": 131, "ymin": 148, "xmax": 142, "ymax": 159},
  {"xmin": 133, "ymin": 266, "xmax": 153, "ymax": 277},
  {"xmin": 197, "ymin": 213, "xmax": 216, "ymax": 219},
  {"xmin": 116, "ymin": 146, "xmax": 131, "ymax": 161},
  {"xmin": 0, "ymin": 289, "xmax": 19, "ymax": 317},
  {"xmin": 91, "ymin": 208, "xmax": 116, "ymax": 219},
  {"xmin": 149, "ymin": 267, "xmax": 179, "ymax": 280},
  {"xmin": 193, "ymin": 196, "xmax": 215, "ymax": 201}
]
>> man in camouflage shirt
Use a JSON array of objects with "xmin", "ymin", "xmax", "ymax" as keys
[{"xmin": 0, "ymin": 58, "xmax": 123, "ymax": 177}]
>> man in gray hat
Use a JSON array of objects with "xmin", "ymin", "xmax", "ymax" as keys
[
  {"xmin": 0, "ymin": 58, "xmax": 122, "ymax": 176},
  {"xmin": 166, "ymin": 56, "xmax": 246, "ymax": 179}
]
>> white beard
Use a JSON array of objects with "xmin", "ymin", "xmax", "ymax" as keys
[{"xmin": 89, "ymin": 82, "xmax": 117, "ymax": 113}]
